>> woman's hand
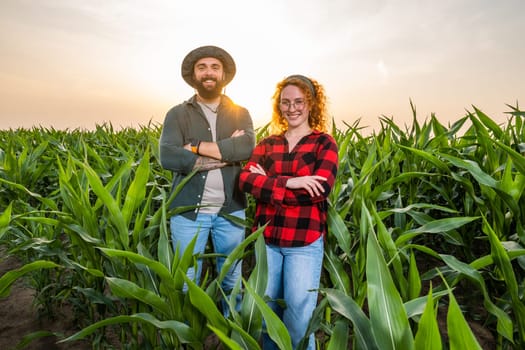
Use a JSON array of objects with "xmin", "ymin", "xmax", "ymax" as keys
[
  {"xmin": 286, "ymin": 176, "xmax": 327, "ymax": 197},
  {"xmin": 248, "ymin": 163, "xmax": 267, "ymax": 175}
]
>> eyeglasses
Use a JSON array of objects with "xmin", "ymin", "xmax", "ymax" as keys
[{"xmin": 279, "ymin": 99, "xmax": 306, "ymax": 111}]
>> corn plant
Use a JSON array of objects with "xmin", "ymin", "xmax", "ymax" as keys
[{"xmin": 2, "ymin": 105, "xmax": 525, "ymax": 349}]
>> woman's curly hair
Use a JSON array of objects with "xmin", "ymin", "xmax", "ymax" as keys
[{"xmin": 269, "ymin": 75, "xmax": 329, "ymax": 135}]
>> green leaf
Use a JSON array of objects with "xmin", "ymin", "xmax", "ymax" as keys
[
  {"xmin": 398, "ymin": 145, "xmax": 449, "ymax": 172},
  {"xmin": 243, "ymin": 278, "xmax": 292, "ymax": 350},
  {"xmin": 0, "ymin": 201, "xmax": 12, "ymax": 240},
  {"xmin": 60, "ymin": 313, "xmax": 198, "ymax": 344},
  {"xmin": 408, "ymin": 251, "xmax": 421, "ymax": 300},
  {"xmin": 491, "ymin": 137, "xmax": 525, "ymax": 176},
  {"xmin": 15, "ymin": 331, "xmax": 58, "ymax": 349},
  {"xmin": 156, "ymin": 189, "xmax": 172, "ymax": 271},
  {"xmin": 414, "ymin": 286, "xmax": 442, "ymax": 350},
  {"xmin": 121, "ymin": 148, "xmax": 150, "ymax": 226},
  {"xmin": 241, "ymin": 232, "xmax": 266, "ymax": 339},
  {"xmin": 208, "ymin": 325, "xmax": 244, "ymax": 350},
  {"xmin": 366, "ymin": 206, "xmax": 414, "ymax": 350},
  {"xmin": 0, "ymin": 260, "xmax": 60, "ymax": 298},
  {"xmin": 99, "ymin": 248, "xmax": 176, "ymax": 291},
  {"xmin": 77, "ymin": 160, "xmax": 129, "ymax": 248},
  {"xmin": 396, "ymin": 216, "xmax": 479, "ymax": 246},
  {"xmin": 440, "ymin": 253, "xmax": 513, "ymax": 341},
  {"xmin": 326, "ymin": 320, "xmax": 349, "ymax": 350},
  {"xmin": 106, "ymin": 277, "xmax": 169, "ymax": 317},
  {"xmin": 0, "ymin": 177, "xmax": 57, "ymax": 210},
  {"xmin": 447, "ymin": 292, "xmax": 482, "ymax": 350},
  {"xmin": 324, "ymin": 249, "xmax": 351, "ymax": 295},
  {"xmin": 327, "ymin": 204, "xmax": 351, "ymax": 255},
  {"xmin": 404, "ymin": 289, "xmax": 449, "ymax": 319},
  {"xmin": 483, "ymin": 217, "xmax": 525, "ymax": 342},
  {"xmin": 226, "ymin": 321, "xmax": 262, "ymax": 350},
  {"xmin": 184, "ymin": 275, "xmax": 229, "ymax": 335},
  {"xmin": 323, "ymin": 288, "xmax": 379, "ymax": 350},
  {"xmin": 439, "ymin": 154, "xmax": 498, "ymax": 188},
  {"xmin": 217, "ymin": 227, "xmax": 261, "ymax": 284}
]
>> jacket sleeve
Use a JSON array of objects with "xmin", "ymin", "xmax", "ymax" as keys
[
  {"xmin": 216, "ymin": 106, "xmax": 256, "ymax": 162},
  {"xmin": 159, "ymin": 107, "xmax": 198, "ymax": 174}
]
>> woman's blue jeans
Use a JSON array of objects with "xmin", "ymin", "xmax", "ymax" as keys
[
  {"xmin": 170, "ymin": 210, "xmax": 245, "ymax": 315},
  {"xmin": 262, "ymin": 236, "xmax": 324, "ymax": 350}
]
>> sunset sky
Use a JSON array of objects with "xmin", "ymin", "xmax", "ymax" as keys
[{"xmin": 1, "ymin": 0, "xmax": 524, "ymax": 133}]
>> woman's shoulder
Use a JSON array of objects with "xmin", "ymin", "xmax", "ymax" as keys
[
  {"xmin": 311, "ymin": 130, "xmax": 336, "ymax": 142},
  {"xmin": 259, "ymin": 134, "xmax": 284, "ymax": 144}
]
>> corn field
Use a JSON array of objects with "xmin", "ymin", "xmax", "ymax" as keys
[{"xmin": 1, "ymin": 104, "xmax": 525, "ymax": 350}]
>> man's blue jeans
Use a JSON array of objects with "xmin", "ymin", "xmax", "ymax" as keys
[
  {"xmin": 262, "ymin": 236, "xmax": 324, "ymax": 350},
  {"xmin": 170, "ymin": 210, "xmax": 245, "ymax": 315}
]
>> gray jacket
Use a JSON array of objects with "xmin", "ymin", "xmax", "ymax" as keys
[{"xmin": 159, "ymin": 95, "xmax": 255, "ymax": 220}]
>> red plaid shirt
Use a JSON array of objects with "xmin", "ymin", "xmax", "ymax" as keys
[{"xmin": 239, "ymin": 130, "xmax": 338, "ymax": 247}]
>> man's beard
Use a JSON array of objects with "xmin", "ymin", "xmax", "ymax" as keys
[{"xmin": 194, "ymin": 77, "xmax": 225, "ymax": 99}]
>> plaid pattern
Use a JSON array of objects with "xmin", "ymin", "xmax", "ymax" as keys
[{"xmin": 239, "ymin": 130, "xmax": 338, "ymax": 247}]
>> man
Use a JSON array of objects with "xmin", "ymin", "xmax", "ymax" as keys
[{"xmin": 159, "ymin": 45, "xmax": 255, "ymax": 316}]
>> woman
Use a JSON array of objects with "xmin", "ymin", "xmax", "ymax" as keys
[{"xmin": 239, "ymin": 75, "xmax": 338, "ymax": 349}]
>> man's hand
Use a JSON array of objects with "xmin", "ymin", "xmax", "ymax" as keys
[
  {"xmin": 231, "ymin": 129, "xmax": 245, "ymax": 137},
  {"xmin": 195, "ymin": 157, "xmax": 228, "ymax": 171}
]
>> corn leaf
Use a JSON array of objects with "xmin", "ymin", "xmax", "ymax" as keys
[
  {"xmin": 440, "ymin": 253, "xmax": 513, "ymax": 341},
  {"xmin": 447, "ymin": 291, "xmax": 482, "ymax": 350},
  {"xmin": 366, "ymin": 207, "xmax": 414, "ymax": 350},
  {"xmin": 323, "ymin": 288, "xmax": 379, "ymax": 350},
  {"xmin": 184, "ymin": 275, "xmax": 229, "ymax": 333},
  {"xmin": 326, "ymin": 320, "xmax": 349, "ymax": 350},
  {"xmin": 60, "ymin": 313, "xmax": 198, "ymax": 343},
  {"xmin": 0, "ymin": 260, "xmax": 60, "ymax": 298},
  {"xmin": 483, "ymin": 217, "xmax": 525, "ymax": 343},
  {"xmin": 408, "ymin": 251, "xmax": 421, "ymax": 300},
  {"xmin": 121, "ymin": 148, "xmax": 150, "ymax": 226},
  {"xmin": 99, "ymin": 247, "xmax": 176, "ymax": 291},
  {"xmin": 241, "ymin": 232, "xmax": 266, "ymax": 339},
  {"xmin": 106, "ymin": 277, "xmax": 168, "ymax": 317},
  {"xmin": 226, "ymin": 321, "xmax": 261, "ymax": 350},
  {"xmin": 324, "ymin": 249, "xmax": 351, "ymax": 295},
  {"xmin": 243, "ymin": 278, "xmax": 292, "ymax": 350},
  {"xmin": 78, "ymin": 160, "xmax": 129, "ymax": 248},
  {"xmin": 208, "ymin": 325, "xmax": 244, "ymax": 350},
  {"xmin": 414, "ymin": 286, "xmax": 442, "ymax": 350},
  {"xmin": 0, "ymin": 201, "xmax": 12, "ymax": 240}
]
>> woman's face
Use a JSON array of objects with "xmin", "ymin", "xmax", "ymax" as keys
[{"xmin": 279, "ymin": 85, "xmax": 310, "ymax": 130}]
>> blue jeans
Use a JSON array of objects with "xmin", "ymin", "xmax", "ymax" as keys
[
  {"xmin": 262, "ymin": 236, "xmax": 324, "ymax": 350},
  {"xmin": 170, "ymin": 210, "xmax": 245, "ymax": 315}
]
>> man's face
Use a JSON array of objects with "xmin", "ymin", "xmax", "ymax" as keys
[{"xmin": 193, "ymin": 57, "xmax": 225, "ymax": 99}]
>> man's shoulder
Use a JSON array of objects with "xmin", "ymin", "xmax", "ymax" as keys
[
  {"xmin": 221, "ymin": 95, "xmax": 248, "ymax": 111},
  {"xmin": 166, "ymin": 98, "xmax": 197, "ymax": 116}
]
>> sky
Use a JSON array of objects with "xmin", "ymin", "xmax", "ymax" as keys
[{"xmin": 1, "ymin": 0, "xmax": 524, "ymax": 134}]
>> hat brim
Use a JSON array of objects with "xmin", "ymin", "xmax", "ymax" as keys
[{"xmin": 181, "ymin": 45, "xmax": 236, "ymax": 88}]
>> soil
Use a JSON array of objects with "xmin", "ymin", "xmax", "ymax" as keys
[
  {"xmin": 0, "ymin": 249, "xmax": 223, "ymax": 350},
  {"xmin": 0, "ymin": 251, "xmax": 90, "ymax": 350},
  {"xmin": 0, "ymin": 249, "xmax": 496, "ymax": 350}
]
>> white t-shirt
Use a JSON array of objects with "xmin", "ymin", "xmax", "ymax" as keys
[{"xmin": 198, "ymin": 102, "xmax": 224, "ymax": 214}]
